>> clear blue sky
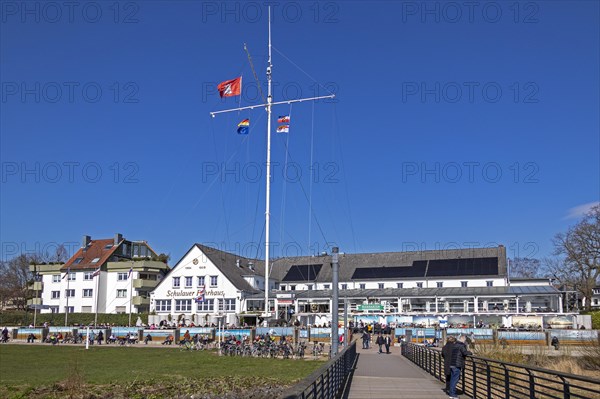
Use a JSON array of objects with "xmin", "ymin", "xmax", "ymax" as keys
[{"xmin": 1, "ymin": 1, "xmax": 598, "ymax": 264}]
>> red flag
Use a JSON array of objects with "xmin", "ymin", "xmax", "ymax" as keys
[{"xmin": 217, "ymin": 77, "xmax": 242, "ymax": 98}]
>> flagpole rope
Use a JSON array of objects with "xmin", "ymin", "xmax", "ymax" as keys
[
  {"xmin": 332, "ymin": 102, "xmax": 359, "ymax": 253},
  {"xmin": 279, "ymin": 104, "xmax": 292, "ymax": 257},
  {"xmin": 272, "ymin": 46, "xmax": 335, "ymax": 97},
  {"xmin": 308, "ymin": 102, "xmax": 314, "ymax": 257}
]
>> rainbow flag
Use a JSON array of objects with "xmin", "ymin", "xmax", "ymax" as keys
[{"xmin": 237, "ymin": 119, "xmax": 250, "ymax": 134}]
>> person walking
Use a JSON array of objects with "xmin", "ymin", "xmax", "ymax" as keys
[
  {"xmin": 442, "ymin": 335, "xmax": 472, "ymax": 399},
  {"xmin": 376, "ymin": 333, "xmax": 384, "ymax": 354},
  {"xmin": 384, "ymin": 334, "xmax": 391, "ymax": 354},
  {"xmin": 361, "ymin": 330, "xmax": 369, "ymax": 349}
]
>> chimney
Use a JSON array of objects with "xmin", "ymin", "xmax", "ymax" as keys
[
  {"xmin": 114, "ymin": 233, "xmax": 123, "ymax": 246},
  {"xmin": 82, "ymin": 235, "xmax": 91, "ymax": 249}
]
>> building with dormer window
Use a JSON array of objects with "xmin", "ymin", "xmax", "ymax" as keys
[{"xmin": 30, "ymin": 234, "xmax": 169, "ymax": 315}]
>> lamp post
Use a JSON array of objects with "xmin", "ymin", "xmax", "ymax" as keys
[
  {"xmin": 33, "ymin": 271, "xmax": 40, "ymax": 327},
  {"xmin": 331, "ymin": 247, "xmax": 339, "ymax": 356}
]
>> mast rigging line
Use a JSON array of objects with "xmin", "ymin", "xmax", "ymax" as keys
[{"xmin": 244, "ymin": 43, "xmax": 266, "ymax": 104}]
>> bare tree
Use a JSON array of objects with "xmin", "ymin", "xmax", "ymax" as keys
[
  {"xmin": 551, "ymin": 205, "xmax": 600, "ymax": 311},
  {"xmin": 0, "ymin": 254, "xmax": 34, "ymax": 310},
  {"xmin": 509, "ymin": 257, "xmax": 546, "ymax": 278}
]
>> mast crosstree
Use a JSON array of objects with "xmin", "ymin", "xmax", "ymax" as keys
[{"xmin": 210, "ymin": 7, "xmax": 335, "ymax": 323}]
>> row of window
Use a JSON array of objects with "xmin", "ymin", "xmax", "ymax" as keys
[
  {"xmin": 52, "ymin": 272, "xmax": 137, "ymax": 282},
  {"xmin": 172, "ymin": 276, "xmax": 218, "ymax": 289},
  {"xmin": 52, "ymin": 272, "xmax": 91, "ymax": 282},
  {"xmin": 50, "ymin": 289, "xmax": 129, "ymax": 299},
  {"xmin": 155, "ymin": 298, "xmax": 236, "ymax": 312},
  {"xmin": 280, "ymin": 281, "xmax": 494, "ymax": 290}
]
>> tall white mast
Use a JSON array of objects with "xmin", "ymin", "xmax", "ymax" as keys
[
  {"xmin": 264, "ymin": 7, "xmax": 273, "ymax": 320},
  {"xmin": 209, "ymin": 6, "xmax": 335, "ymax": 324}
]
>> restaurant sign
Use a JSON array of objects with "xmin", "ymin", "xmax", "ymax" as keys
[{"xmin": 166, "ymin": 289, "xmax": 225, "ymax": 298}]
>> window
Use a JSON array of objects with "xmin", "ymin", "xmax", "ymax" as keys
[
  {"xmin": 117, "ymin": 289, "xmax": 127, "ymax": 298},
  {"xmin": 437, "ymin": 282, "xmax": 443, "ymax": 288},
  {"xmin": 461, "ymin": 281, "xmax": 468, "ymax": 288},
  {"xmin": 84, "ymin": 272, "xmax": 93, "ymax": 281},
  {"xmin": 397, "ymin": 283, "xmax": 403, "ymax": 288},
  {"xmin": 217, "ymin": 298, "xmax": 224, "ymax": 312},
  {"xmin": 323, "ymin": 284, "xmax": 330, "ymax": 289},
  {"xmin": 82, "ymin": 306, "xmax": 92, "ymax": 313},
  {"xmin": 104, "ymin": 244, "xmax": 113, "ymax": 249},
  {"xmin": 64, "ymin": 306, "xmax": 74, "ymax": 313},
  {"xmin": 416, "ymin": 282, "xmax": 423, "ymax": 288},
  {"xmin": 65, "ymin": 289, "xmax": 75, "ymax": 297},
  {"xmin": 73, "ymin": 257, "xmax": 83, "ymax": 264},
  {"xmin": 117, "ymin": 272, "xmax": 128, "ymax": 281},
  {"xmin": 197, "ymin": 276, "xmax": 205, "ymax": 287},
  {"xmin": 91, "ymin": 257, "xmax": 100, "ymax": 263},
  {"xmin": 307, "ymin": 284, "xmax": 313, "ymax": 290},
  {"xmin": 50, "ymin": 306, "xmax": 59, "ymax": 313},
  {"xmin": 224, "ymin": 298, "xmax": 236, "ymax": 312},
  {"xmin": 115, "ymin": 306, "xmax": 126, "ymax": 313},
  {"xmin": 82, "ymin": 289, "xmax": 93, "ymax": 298},
  {"xmin": 210, "ymin": 275, "xmax": 218, "ymax": 287},
  {"xmin": 68, "ymin": 273, "xmax": 76, "ymax": 281},
  {"xmin": 185, "ymin": 276, "xmax": 193, "ymax": 288},
  {"xmin": 175, "ymin": 299, "xmax": 192, "ymax": 312},
  {"xmin": 341, "ymin": 284, "xmax": 347, "ymax": 290},
  {"xmin": 359, "ymin": 283, "xmax": 366, "ymax": 289},
  {"xmin": 378, "ymin": 283, "xmax": 384, "ymax": 289},
  {"xmin": 52, "ymin": 275, "xmax": 61, "ymax": 283},
  {"xmin": 51, "ymin": 291, "xmax": 60, "ymax": 299},
  {"xmin": 172, "ymin": 277, "xmax": 181, "ymax": 288},
  {"xmin": 290, "ymin": 285, "xmax": 296, "ymax": 291},
  {"xmin": 486, "ymin": 281, "xmax": 493, "ymax": 287},
  {"xmin": 281, "ymin": 285, "xmax": 286, "ymax": 291},
  {"xmin": 197, "ymin": 298, "xmax": 214, "ymax": 312},
  {"xmin": 156, "ymin": 299, "xmax": 171, "ymax": 312}
]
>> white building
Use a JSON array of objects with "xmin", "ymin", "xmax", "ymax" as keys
[
  {"xmin": 150, "ymin": 244, "xmax": 569, "ymax": 328},
  {"xmin": 31, "ymin": 234, "xmax": 169, "ymax": 315},
  {"xmin": 150, "ymin": 244, "xmax": 271, "ymax": 326}
]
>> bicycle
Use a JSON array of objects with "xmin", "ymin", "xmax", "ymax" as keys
[
  {"xmin": 312, "ymin": 342, "xmax": 325, "ymax": 358},
  {"xmin": 179, "ymin": 340, "xmax": 194, "ymax": 352}
]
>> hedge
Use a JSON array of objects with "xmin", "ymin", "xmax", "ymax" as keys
[{"xmin": 0, "ymin": 311, "xmax": 150, "ymax": 327}]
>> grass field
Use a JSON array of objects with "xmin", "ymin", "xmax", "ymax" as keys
[{"xmin": 0, "ymin": 344, "xmax": 325, "ymax": 399}]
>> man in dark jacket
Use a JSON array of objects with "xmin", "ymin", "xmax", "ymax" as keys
[
  {"xmin": 376, "ymin": 333, "xmax": 384, "ymax": 354},
  {"xmin": 442, "ymin": 335, "xmax": 471, "ymax": 399},
  {"xmin": 361, "ymin": 330, "xmax": 370, "ymax": 349},
  {"xmin": 441, "ymin": 336, "xmax": 456, "ymax": 394}
]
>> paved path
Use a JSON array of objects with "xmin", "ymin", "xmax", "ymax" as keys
[{"xmin": 346, "ymin": 343, "xmax": 451, "ymax": 399}]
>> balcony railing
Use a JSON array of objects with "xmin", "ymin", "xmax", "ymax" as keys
[
  {"xmin": 132, "ymin": 296, "xmax": 150, "ymax": 306},
  {"xmin": 27, "ymin": 298, "xmax": 42, "ymax": 306},
  {"xmin": 133, "ymin": 278, "xmax": 159, "ymax": 289}
]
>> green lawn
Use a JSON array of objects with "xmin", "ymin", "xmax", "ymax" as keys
[{"xmin": 0, "ymin": 344, "xmax": 324, "ymax": 398}]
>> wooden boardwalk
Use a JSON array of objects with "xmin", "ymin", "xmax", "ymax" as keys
[{"xmin": 346, "ymin": 343, "xmax": 454, "ymax": 399}]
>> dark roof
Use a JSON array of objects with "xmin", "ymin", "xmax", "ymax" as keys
[
  {"xmin": 194, "ymin": 244, "xmax": 262, "ymax": 294},
  {"xmin": 270, "ymin": 246, "xmax": 507, "ymax": 283},
  {"xmin": 62, "ymin": 239, "xmax": 119, "ymax": 271},
  {"xmin": 184, "ymin": 245, "xmax": 507, "ymax": 290},
  {"xmin": 248, "ymin": 285, "xmax": 560, "ymax": 300},
  {"xmin": 282, "ymin": 264, "xmax": 323, "ymax": 282}
]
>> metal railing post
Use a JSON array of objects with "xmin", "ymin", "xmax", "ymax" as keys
[
  {"xmin": 502, "ymin": 363, "xmax": 510, "ymax": 399},
  {"xmin": 485, "ymin": 360, "xmax": 491, "ymax": 399},
  {"xmin": 528, "ymin": 369, "xmax": 535, "ymax": 399}
]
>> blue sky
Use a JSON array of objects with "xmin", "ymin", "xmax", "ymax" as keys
[{"xmin": 1, "ymin": 1, "xmax": 598, "ymax": 264}]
